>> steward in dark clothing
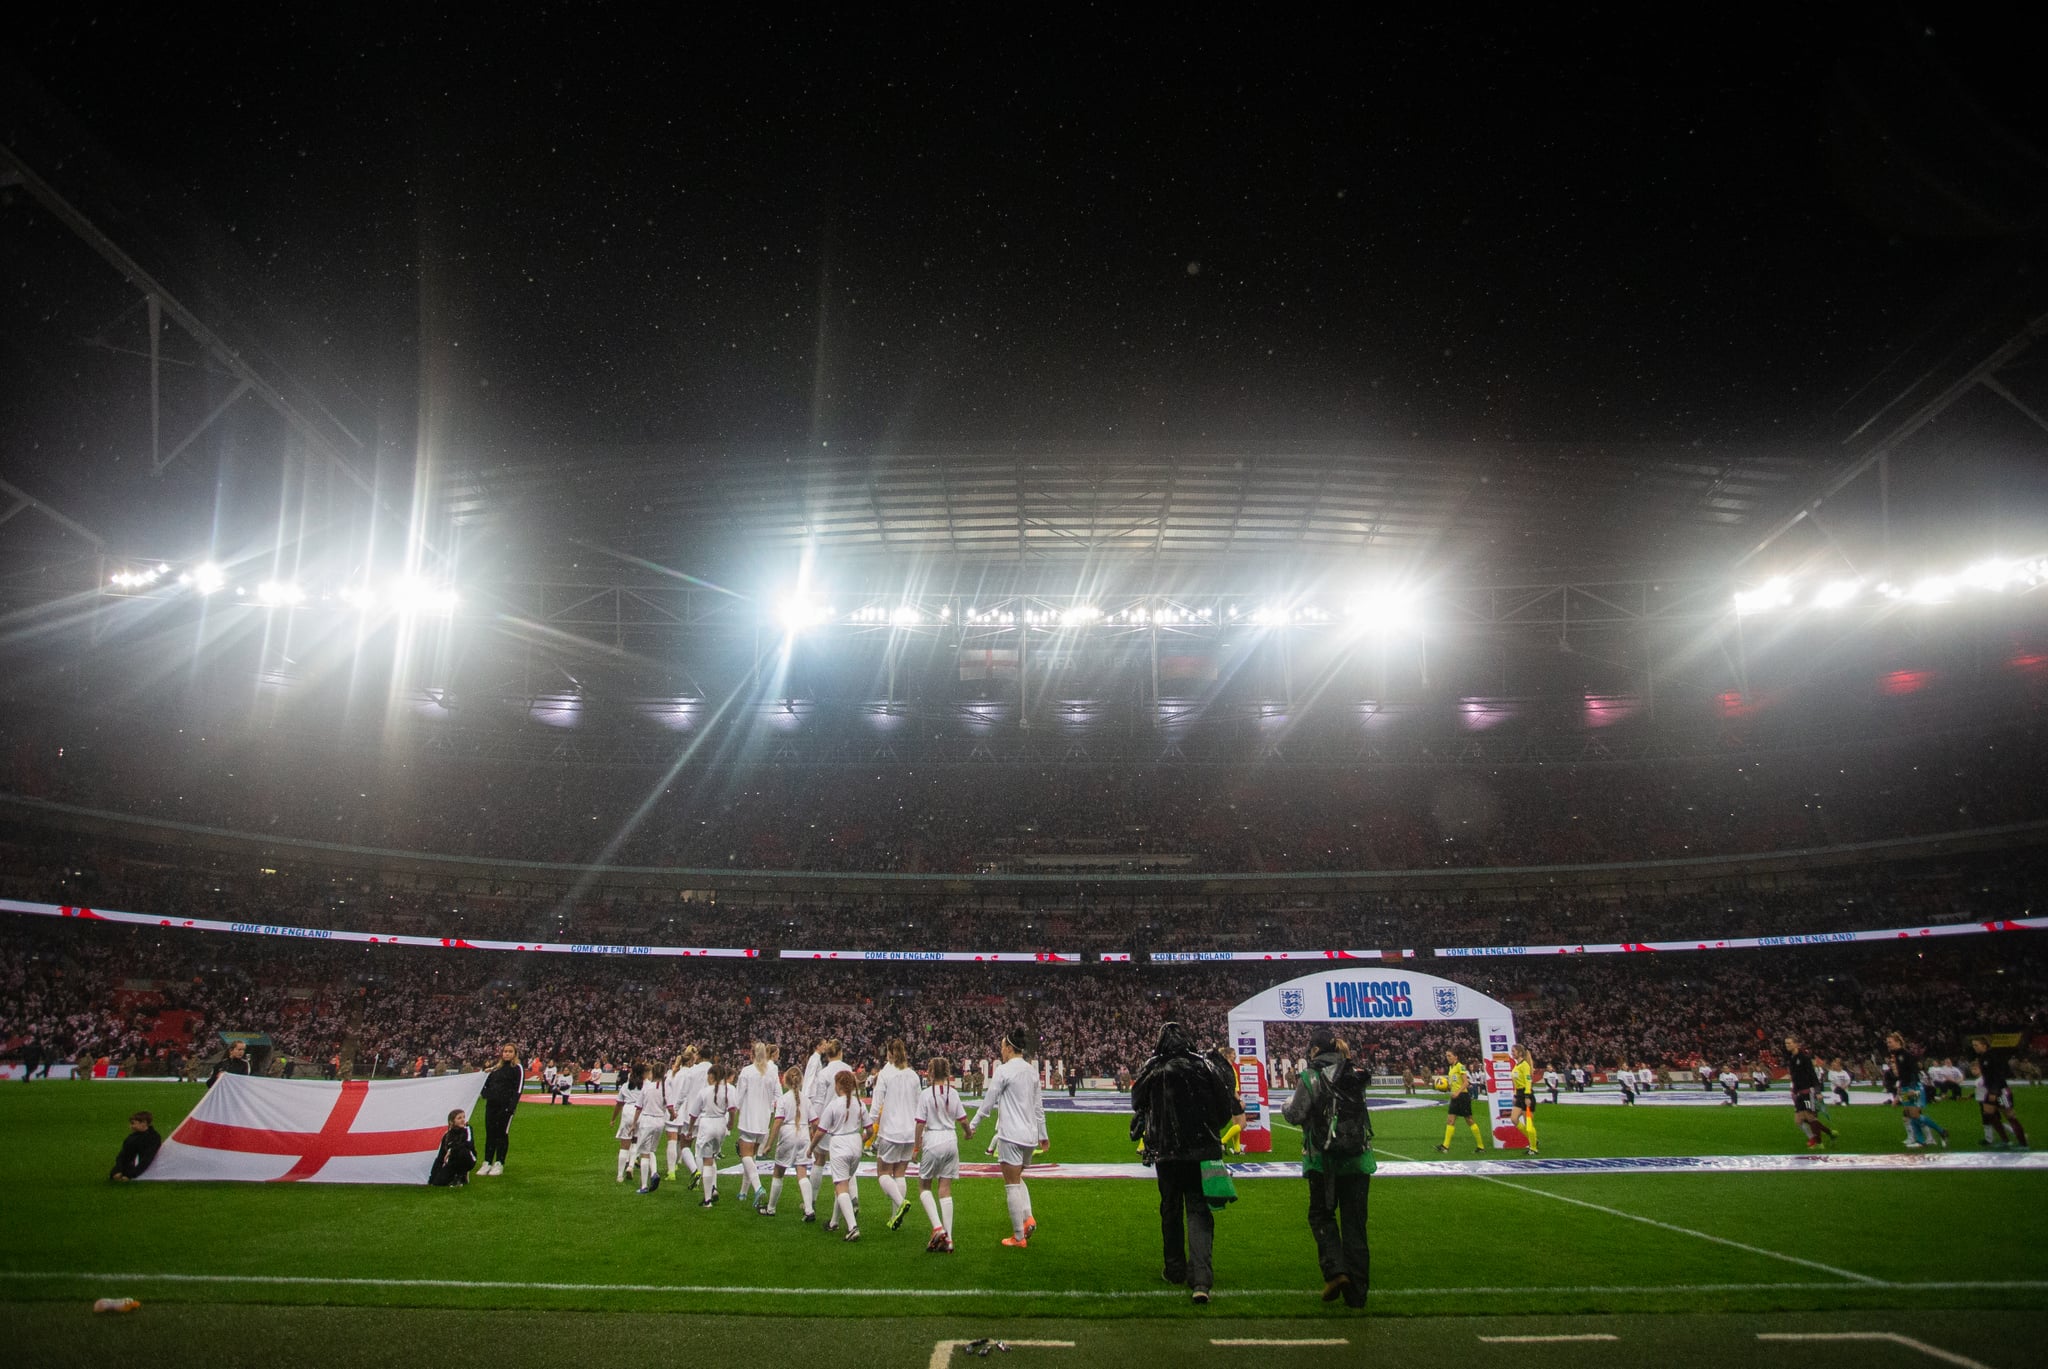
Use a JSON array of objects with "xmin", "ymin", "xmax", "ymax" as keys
[
  {"xmin": 428, "ymin": 1120, "xmax": 477, "ymax": 1186},
  {"xmin": 1282, "ymin": 1035, "xmax": 1373, "ymax": 1308},
  {"xmin": 1132, "ymin": 1022, "xmax": 1239, "ymax": 1302},
  {"xmin": 479, "ymin": 1047, "xmax": 523, "ymax": 1171},
  {"xmin": 110, "ymin": 1116, "xmax": 161, "ymax": 1180}
]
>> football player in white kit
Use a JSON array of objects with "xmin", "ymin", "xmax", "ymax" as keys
[
  {"xmin": 763, "ymin": 1063, "xmax": 815, "ymax": 1220},
  {"xmin": 733, "ymin": 1041, "xmax": 780, "ymax": 1209},
  {"xmin": 664, "ymin": 1047, "xmax": 704, "ymax": 1181},
  {"xmin": 611, "ymin": 1063, "xmax": 646, "ymax": 1184},
  {"xmin": 811, "ymin": 1067, "xmax": 875, "ymax": 1241},
  {"xmin": 914, "ymin": 1056, "xmax": 971, "ymax": 1252},
  {"xmin": 967, "ymin": 1027, "xmax": 1049, "ymax": 1249},
  {"xmin": 631, "ymin": 1062, "xmax": 672, "ymax": 1193},
  {"xmin": 806, "ymin": 1040, "xmax": 853, "ymax": 1169},
  {"xmin": 689, "ymin": 1062, "xmax": 738, "ymax": 1208},
  {"xmin": 870, "ymin": 1038, "xmax": 922, "ymax": 1232}
]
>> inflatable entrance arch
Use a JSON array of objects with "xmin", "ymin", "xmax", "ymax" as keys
[{"xmin": 1226, "ymin": 967, "xmax": 1520, "ymax": 1153}]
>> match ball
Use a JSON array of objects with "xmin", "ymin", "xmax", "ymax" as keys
[{"xmin": 1433, "ymin": 1075, "xmax": 1450, "ymax": 1092}]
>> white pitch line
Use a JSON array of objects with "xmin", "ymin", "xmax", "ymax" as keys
[
  {"xmin": 1756, "ymin": 1332, "xmax": 1994, "ymax": 1369},
  {"xmin": 1374, "ymin": 1145, "xmax": 1882, "ymax": 1285},
  {"xmin": 7, "ymin": 1271, "xmax": 2045, "ymax": 1300},
  {"xmin": 1211, "ymin": 1340, "xmax": 1351, "ymax": 1347},
  {"xmin": 929, "ymin": 1340, "xmax": 1073, "ymax": 1369},
  {"xmin": 1480, "ymin": 1334, "xmax": 1620, "ymax": 1343},
  {"xmin": 1473, "ymin": 1175, "xmax": 1884, "ymax": 1284}
]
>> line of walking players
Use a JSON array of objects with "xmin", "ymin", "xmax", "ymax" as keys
[{"xmin": 1132, "ymin": 1023, "xmax": 1370, "ymax": 1311}]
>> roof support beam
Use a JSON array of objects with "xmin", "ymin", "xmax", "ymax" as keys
[
  {"xmin": 0, "ymin": 478, "xmax": 105, "ymax": 550},
  {"xmin": 1735, "ymin": 312, "xmax": 2048, "ymax": 568},
  {"xmin": 0, "ymin": 141, "xmax": 380, "ymax": 504}
]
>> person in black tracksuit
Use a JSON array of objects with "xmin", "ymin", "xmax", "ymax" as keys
[
  {"xmin": 479, "ymin": 1043, "xmax": 522, "ymax": 1175},
  {"xmin": 1131, "ymin": 1022, "xmax": 1239, "ymax": 1304}
]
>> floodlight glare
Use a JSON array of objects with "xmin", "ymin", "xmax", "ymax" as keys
[
  {"xmin": 1908, "ymin": 576, "xmax": 1954, "ymax": 605},
  {"xmin": 891, "ymin": 604, "xmax": 922, "ymax": 627},
  {"xmin": 390, "ymin": 576, "xmax": 460, "ymax": 617},
  {"xmin": 1960, "ymin": 559, "xmax": 2022, "ymax": 592},
  {"xmin": 1059, "ymin": 604, "xmax": 1101, "ymax": 627},
  {"xmin": 192, "ymin": 562, "xmax": 227, "ymax": 595},
  {"xmin": 1813, "ymin": 579, "xmax": 1861, "ymax": 610},
  {"xmin": 1346, "ymin": 587, "xmax": 1422, "ymax": 633},
  {"xmin": 1732, "ymin": 576, "xmax": 1793, "ymax": 616},
  {"xmin": 776, "ymin": 595, "xmax": 829, "ymax": 633},
  {"xmin": 255, "ymin": 580, "xmax": 305, "ymax": 607}
]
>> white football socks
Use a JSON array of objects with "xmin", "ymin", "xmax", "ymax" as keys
[
  {"xmin": 666, "ymin": 1138, "xmax": 678, "ymax": 1171},
  {"xmin": 616, "ymin": 1150, "xmax": 630, "ymax": 1182},
  {"xmin": 835, "ymin": 1191, "xmax": 857, "ymax": 1231},
  {"xmin": 940, "ymin": 1194, "xmax": 954, "ymax": 1234},
  {"xmin": 1005, "ymin": 1183, "xmax": 1029, "ymax": 1238},
  {"xmin": 701, "ymin": 1162, "xmax": 716, "ymax": 1202},
  {"xmin": 681, "ymin": 1150, "xmax": 701, "ymax": 1176},
  {"xmin": 920, "ymin": 1189, "xmax": 942, "ymax": 1230},
  {"xmin": 741, "ymin": 1155, "xmax": 758, "ymax": 1196},
  {"xmin": 798, "ymin": 1174, "xmax": 816, "ymax": 1215}
]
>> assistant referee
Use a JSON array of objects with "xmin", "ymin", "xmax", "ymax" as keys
[{"xmin": 479, "ymin": 1043, "xmax": 523, "ymax": 1176}]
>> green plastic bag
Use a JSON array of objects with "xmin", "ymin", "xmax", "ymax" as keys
[{"xmin": 1201, "ymin": 1160, "xmax": 1238, "ymax": 1210}]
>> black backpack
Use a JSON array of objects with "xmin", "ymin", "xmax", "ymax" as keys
[{"xmin": 1315, "ymin": 1060, "xmax": 1373, "ymax": 1159}]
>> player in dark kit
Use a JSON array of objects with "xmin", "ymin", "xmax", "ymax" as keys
[
  {"xmin": 1885, "ymin": 1032, "xmax": 1948, "ymax": 1149},
  {"xmin": 1782, "ymin": 1036, "xmax": 1837, "ymax": 1150},
  {"xmin": 1970, "ymin": 1036, "xmax": 2030, "ymax": 1150}
]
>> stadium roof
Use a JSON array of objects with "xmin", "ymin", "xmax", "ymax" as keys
[{"xmin": 442, "ymin": 441, "xmax": 1821, "ymax": 582}]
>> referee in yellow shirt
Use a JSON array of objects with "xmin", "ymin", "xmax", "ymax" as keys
[
  {"xmin": 1436, "ymin": 1049, "xmax": 1486, "ymax": 1154},
  {"xmin": 1510, "ymin": 1044, "xmax": 1539, "ymax": 1154}
]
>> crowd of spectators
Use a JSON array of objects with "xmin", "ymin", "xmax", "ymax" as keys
[
  {"xmin": 4, "ymin": 827, "xmax": 2041, "ymax": 955},
  {"xmin": 5, "ymin": 710, "xmax": 2046, "ymax": 875},
  {"xmin": 5, "ymin": 918, "xmax": 2040, "ymax": 1090}
]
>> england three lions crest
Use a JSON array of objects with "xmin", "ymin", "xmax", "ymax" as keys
[
  {"xmin": 1279, "ymin": 987, "xmax": 1306, "ymax": 1019},
  {"xmin": 1433, "ymin": 986, "xmax": 1460, "ymax": 1015}
]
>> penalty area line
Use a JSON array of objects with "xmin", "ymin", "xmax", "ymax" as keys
[
  {"xmin": 1480, "ymin": 1334, "xmax": 1619, "ymax": 1343},
  {"xmin": 930, "ymin": 1339, "xmax": 1073, "ymax": 1369},
  {"xmin": 1375, "ymin": 1145, "xmax": 1882, "ymax": 1285},
  {"xmin": 1757, "ymin": 1332, "xmax": 1993, "ymax": 1369}
]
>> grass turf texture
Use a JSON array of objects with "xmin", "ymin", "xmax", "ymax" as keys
[
  {"xmin": 15, "ymin": 1306, "xmax": 2048, "ymax": 1369},
  {"xmin": 1, "ymin": 1084, "xmax": 2042, "ymax": 1322}
]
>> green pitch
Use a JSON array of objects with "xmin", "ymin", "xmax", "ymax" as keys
[{"xmin": 1, "ymin": 1084, "xmax": 2042, "ymax": 1331}]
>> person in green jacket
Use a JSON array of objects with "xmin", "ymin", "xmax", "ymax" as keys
[{"xmin": 1281, "ymin": 1031, "xmax": 1372, "ymax": 1309}]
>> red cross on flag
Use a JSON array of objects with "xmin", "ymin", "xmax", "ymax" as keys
[{"xmin": 144, "ymin": 1073, "xmax": 487, "ymax": 1184}]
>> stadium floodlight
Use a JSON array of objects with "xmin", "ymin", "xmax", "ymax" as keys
[
  {"xmin": 389, "ymin": 576, "xmax": 460, "ymax": 617},
  {"xmin": 1060, "ymin": 603, "xmax": 1101, "ymax": 627},
  {"xmin": 1250, "ymin": 603, "xmax": 1289, "ymax": 627},
  {"xmin": 776, "ymin": 594, "xmax": 830, "ymax": 633},
  {"xmin": 255, "ymin": 580, "xmax": 305, "ymax": 607},
  {"xmin": 1812, "ymin": 579, "xmax": 1862, "ymax": 610},
  {"xmin": 1908, "ymin": 575, "xmax": 1954, "ymax": 605},
  {"xmin": 192, "ymin": 562, "xmax": 227, "ymax": 595},
  {"xmin": 891, "ymin": 604, "xmax": 922, "ymax": 628},
  {"xmin": 1732, "ymin": 577, "xmax": 1793, "ymax": 616},
  {"xmin": 1346, "ymin": 586, "xmax": 1422, "ymax": 633},
  {"xmin": 1960, "ymin": 558, "xmax": 2024, "ymax": 592}
]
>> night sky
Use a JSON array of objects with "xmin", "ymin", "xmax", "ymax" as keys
[{"xmin": 4, "ymin": 9, "xmax": 2046, "ymax": 552}]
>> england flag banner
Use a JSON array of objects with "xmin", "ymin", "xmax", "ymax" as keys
[{"xmin": 144, "ymin": 1073, "xmax": 486, "ymax": 1184}]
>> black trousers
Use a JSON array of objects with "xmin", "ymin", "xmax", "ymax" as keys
[
  {"xmin": 1156, "ymin": 1159, "xmax": 1214, "ymax": 1291},
  {"xmin": 483, "ymin": 1099, "xmax": 516, "ymax": 1165},
  {"xmin": 1307, "ymin": 1169, "xmax": 1370, "ymax": 1306}
]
